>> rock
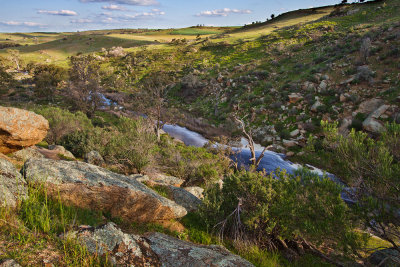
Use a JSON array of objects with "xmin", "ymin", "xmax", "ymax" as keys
[
  {"xmin": 133, "ymin": 173, "xmax": 184, "ymax": 187},
  {"xmin": 356, "ymin": 98, "xmax": 384, "ymax": 115},
  {"xmin": 24, "ymin": 158, "xmax": 187, "ymax": 223},
  {"xmin": 288, "ymin": 93, "xmax": 303, "ymax": 104},
  {"xmin": 283, "ymin": 140, "xmax": 298, "ymax": 148},
  {"xmin": 302, "ymin": 81, "xmax": 316, "ymax": 91},
  {"xmin": 166, "ymin": 186, "xmax": 202, "ymax": 212},
  {"xmin": 363, "ymin": 117, "xmax": 385, "ymax": 134},
  {"xmin": 340, "ymin": 94, "xmax": 347, "ymax": 102},
  {"xmin": 184, "ymin": 186, "xmax": 204, "ymax": 200},
  {"xmin": 71, "ymin": 223, "xmax": 253, "ymax": 267},
  {"xmin": 319, "ymin": 80, "xmax": 328, "ymax": 91},
  {"xmin": 48, "ymin": 145, "xmax": 75, "ymax": 159},
  {"xmin": 311, "ymin": 101, "xmax": 323, "ymax": 112},
  {"xmin": 0, "ymin": 106, "xmax": 49, "ymax": 154},
  {"xmin": 69, "ymin": 223, "xmax": 159, "ymax": 266},
  {"xmin": 370, "ymin": 105, "xmax": 390, "ymax": 119},
  {"xmin": 0, "ymin": 259, "xmax": 21, "ymax": 267},
  {"xmin": 146, "ymin": 232, "xmax": 254, "ymax": 267},
  {"xmin": 290, "ymin": 129, "xmax": 300, "ymax": 137},
  {"xmin": 339, "ymin": 117, "xmax": 352, "ymax": 135},
  {"xmin": 0, "ymin": 158, "xmax": 27, "ymax": 208},
  {"xmin": 12, "ymin": 146, "xmax": 44, "ymax": 162},
  {"xmin": 286, "ymin": 151, "xmax": 295, "ymax": 157},
  {"xmin": 367, "ymin": 248, "xmax": 400, "ymax": 267},
  {"xmin": 84, "ymin": 151, "xmax": 104, "ymax": 166}
]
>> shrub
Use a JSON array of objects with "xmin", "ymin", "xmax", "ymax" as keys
[
  {"xmin": 158, "ymin": 137, "xmax": 231, "ymax": 187},
  {"xmin": 200, "ymin": 169, "xmax": 361, "ymax": 256},
  {"xmin": 35, "ymin": 107, "xmax": 93, "ymax": 144},
  {"xmin": 322, "ymin": 121, "xmax": 400, "ymax": 249},
  {"xmin": 32, "ymin": 64, "xmax": 67, "ymax": 99}
]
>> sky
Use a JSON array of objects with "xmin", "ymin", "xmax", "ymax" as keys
[{"xmin": 0, "ymin": 0, "xmax": 344, "ymax": 32}]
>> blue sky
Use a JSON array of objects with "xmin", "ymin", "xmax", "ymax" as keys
[{"xmin": 0, "ymin": 0, "xmax": 344, "ymax": 32}]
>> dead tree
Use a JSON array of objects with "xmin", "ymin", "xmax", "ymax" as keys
[{"xmin": 233, "ymin": 115, "xmax": 268, "ymax": 169}]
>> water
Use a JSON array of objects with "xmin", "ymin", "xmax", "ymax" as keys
[{"xmin": 162, "ymin": 124, "xmax": 354, "ymax": 204}]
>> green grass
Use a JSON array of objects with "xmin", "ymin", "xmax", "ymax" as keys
[
  {"xmin": 0, "ymin": 182, "xmax": 107, "ymax": 266},
  {"xmin": 170, "ymin": 27, "xmax": 225, "ymax": 36}
]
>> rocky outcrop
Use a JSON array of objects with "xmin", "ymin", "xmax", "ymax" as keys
[
  {"xmin": 0, "ymin": 259, "xmax": 22, "ymax": 267},
  {"xmin": 146, "ymin": 232, "xmax": 254, "ymax": 267},
  {"xmin": 0, "ymin": 106, "xmax": 49, "ymax": 154},
  {"xmin": 164, "ymin": 186, "xmax": 202, "ymax": 212},
  {"xmin": 0, "ymin": 158, "xmax": 27, "ymax": 208},
  {"xmin": 68, "ymin": 223, "xmax": 159, "ymax": 266},
  {"xmin": 24, "ymin": 158, "xmax": 187, "ymax": 223},
  {"xmin": 84, "ymin": 151, "xmax": 105, "ymax": 166},
  {"xmin": 366, "ymin": 248, "xmax": 400, "ymax": 267},
  {"xmin": 184, "ymin": 186, "xmax": 204, "ymax": 200},
  {"xmin": 71, "ymin": 223, "xmax": 254, "ymax": 267},
  {"xmin": 133, "ymin": 173, "xmax": 184, "ymax": 187},
  {"xmin": 12, "ymin": 147, "xmax": 45, "ymax": 162}
]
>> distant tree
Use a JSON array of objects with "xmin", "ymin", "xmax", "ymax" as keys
[
  {"xmin": 68, "ymin": 55, "xmax": 102, "ymax": 117},
  {"xmin": 138, "ymin": 71, "xmax": 174, "ymax": 142},
  {"xmin": 271, "ymin": 14, "xmax": 275, "ymax": 19},
  {"xmin": 341, "ymin": 0, "xmax": 348, "ymax": 4},
  {"xmin": 7, "ymin": 49, "xmax": 21, "ymax": 71}
]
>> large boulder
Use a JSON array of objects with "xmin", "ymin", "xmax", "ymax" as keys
[
  {"xmin": 71, "ymin": 223, "xmax": 254, "ymax": 267},
  {"xmin": 0, "ymin": 106, "xmax": 49, "ymax": 154},
  {"xmin": 367, "ymin": 248, "xmax": 400, "ymax": 267},
  {"xmin": 24, "ymin": 158, "xmax": 187, "ymax": 223},
  {"xmin": 69, "ymin": 223, "xmax": 159, "ymax": 266},
  {"xmin": 133, "ymin": 173, "xmax": 184, "ymax": 187},
  {"xmin": 0, "ymin": 158, "xmax": 27, "ymax": 208},
  {"xmin": 146, "ymin": 232, "xmax": 254, "ymax": 267}
]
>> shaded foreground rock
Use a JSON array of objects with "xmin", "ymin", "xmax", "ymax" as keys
[
  {"xmin": 0, "ymin": 106, "xmax": 49, "ymax": 154},
  {"xmin": 0, "ymin": 158, "xmax": 27, "ymax": 208},
  {"xmin": 24, "ymin": 158, "xmax": 187, "ymax": 223},
  {"xmin": 146, "ymin": 232, "xmax": 254, "ymax": 267},
  {"xmin": 84, "ymin": 150, "xmax": 105, "ymax": 166},
  {"xmin": 133, "ymin": 173, "xmax": 184, "ymax": 187},
  {"xmin": 69, "ymin": 223, "xmax": 159, "ymax": 266},
  {"xmin": 163, "ymin": 185, "xmax": 202, "ymax": 212},
  {"xmin": 0, "ymin": 259, "xmax": 22, "ymax": 267},
  {"xmin": 71, "ymin": 223, "xmax": 254, "ymax": 267},
  {"xmin": 367, "ymin": 248, "xmax": 400, "ymax": 267}
]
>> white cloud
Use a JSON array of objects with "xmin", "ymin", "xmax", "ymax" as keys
[
  {"xmin": 96, "ymin": 9, "xmax": 165, "ymax": 23},
  {"xmin": 102, "ymin": 4, "xmax": 127, "ymax": 11},
  {"xmin": 38, "ymin": 10, "xmax": 78, "ymax": 16},
  {"xmin": 196, "ymin": 8, "xmax": 252, "ymax": 17},
  {"xmin": 70, "ymin": 19, "xmax": 93, "ymax": 23},
  {"xmin": 0, "ymin": 21, "xmax": 46, "ymax": 27},
  {"xmin": 79, "ymin": 0, "xmax": 158, "ymax": 6}
]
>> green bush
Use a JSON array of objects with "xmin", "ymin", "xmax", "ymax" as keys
[
  {"xmin": 32, "ymin": 64, "xmax": 67, "ymax": 99},
  {"xmin": 35, "ymin": 107, "xmax": 93, "ymax": 144},
  {"xmin": 200, "ymin": 169, "xmax": 361, "ymax": 255},
  {"xmin": 322, "ymin": 121, "xmax": 400, "ymax": 249},
  {"xmin": 158, "ymin": 138, "xmax": 231, "ymax": 187}
]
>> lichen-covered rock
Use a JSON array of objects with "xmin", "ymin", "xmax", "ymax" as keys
[
  {"xmin": 133, "ymin": 173, "xmax": 184, "ymax": 187},
  {"xmin": 0, "ymin": 106, "xmax": 49, "ymax": 154},
  {"xmin": 12, "ymin": 147, "xmax": 45, "ymax": 162},
  {"xmin": 48, "ymin": 145, "xmax": 75, "ymax": 159},
  {"xmin": 84, "ymin": 151, "xmax": 105, "ymax": 166},
  {"xmin": 0, "ymin": 259, "xmax": 22, "ymax": 267},
  {"xmin": 367, "ymin": 248, "xmax": 400, "ymax": 267},
  {"xmin": 184, "ymin": 186, "xmax": 204, "ymax": 200},
  {"xmin": 69, "ymin": 223, "xmax": 159, "ymax": 266},
  {"xmin": 166, "ymin": 186, "xmax": 202, "ymax": 212},
  {"xmin": 24, "ymin": 158, "xmax": 187, "ymax": 223},
  {"xmin": 0, "ymin": 158, "xmax": 27, "ymax": 208},
  {"xmin": 146, "ymin": 232, "xmax": 255, "ymax": 267},
  {"xmin": 356, "ymin": 98, "xmax": 384, "ymax": 115}
]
